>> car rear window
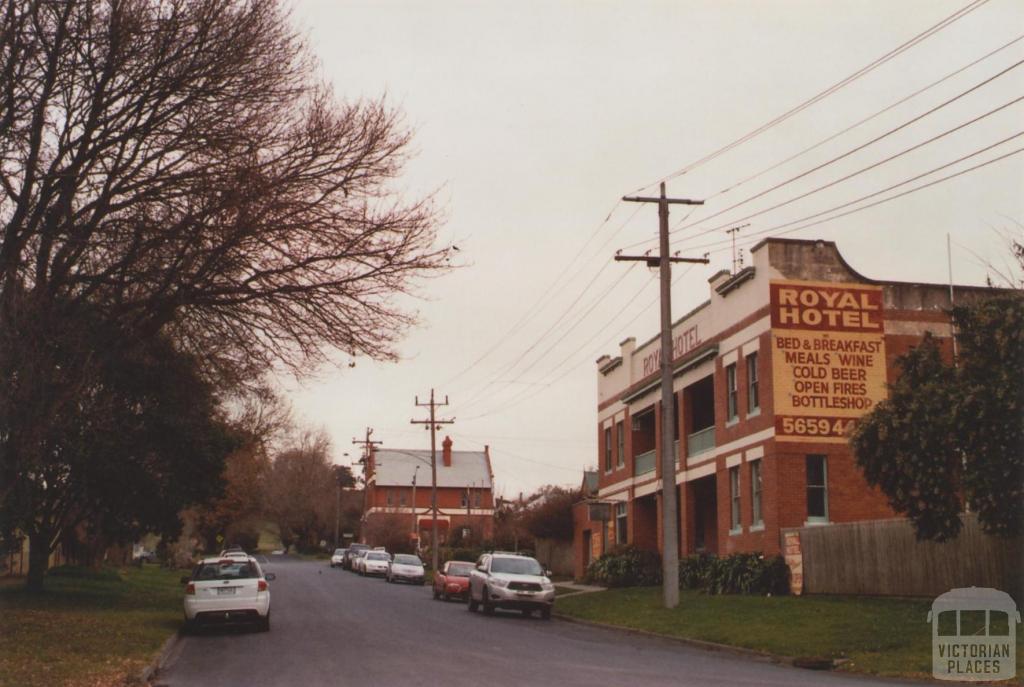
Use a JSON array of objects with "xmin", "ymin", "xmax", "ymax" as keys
[
  {"xmin": 447, "ymin": 563, "xmax": 474, "ymax": 576},
  {"xmin": 194, "ymin": 561, "xmax": 259, "ymax": 581},
  {"xmin": 393, "ymin": 555, "xmax": 422, "ymax": 565},
  {"xmin": 366, "ymin": 552, "xmax": 390, "ymax": 561}
]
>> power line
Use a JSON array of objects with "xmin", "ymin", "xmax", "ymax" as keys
[
  {"xmin": 705, "ymin": 32, "xmax": 1024, "ymax": 203},
  {"xmin": 454, "ymin": 262, "xmax": 639, "ymax": 411},
  {"xmin": 450, "ymin": 434, "xmax": 581, "ymax": 474},
  {"xmin": 461, "ymin": 266, "xmax": 698, "ymax": 422},
  {"xmin": 628, "ymin": 0, "xmax": 992, "ymax": 194},
  {"xmin": 442, "ymin": 201, "xmax": 639, "ymax": 389},
  {"xmin": 682, "ymin": 94, "xmax": 1024, "ymax": 241},
  {"xmin": 683, "ymin": 134, "xmax": 1024, "ymax": 254}
]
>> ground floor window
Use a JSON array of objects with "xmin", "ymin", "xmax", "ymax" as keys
[
  {"xmin": 615, "ymin": 502, "xmax": 628, "ymax": 545},
  {"xmin": 806, "ymin": 454, "xmax": 829, "ymax": 522},
  {"xmin": 750, "ymin": 459, "xmax": 763, "ymax": 526},
  {"xmin": 729, "ymin": 466, "xmax": 741, "ymax": 531}
]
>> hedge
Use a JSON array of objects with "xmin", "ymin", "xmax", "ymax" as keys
[{"xmin": 586, "ymin": 548, "xmax": 789, "ymax": 595}]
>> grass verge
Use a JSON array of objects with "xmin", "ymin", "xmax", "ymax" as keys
[
  {"xmin": 556, "ymin": 587, "xmax": 1024, "ymax": 682},
  {"xmin": 0, "ymin": 564, "xmax": 183, "ymax": 687}
]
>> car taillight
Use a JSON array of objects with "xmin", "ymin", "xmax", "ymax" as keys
[
  {"xmin": 185, "ymin": 583, "xmax": 195, "ymax": 595},
  {"xmin": 258, "ymin": 580, "xmax": 268, "ymax": 592}
]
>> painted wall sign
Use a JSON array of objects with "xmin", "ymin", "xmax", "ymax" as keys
[
  {"xmin": 771, "ymin": 280, "xmax": 887, "ymax": 443},
  {"xmin": 641, "ymin": 324, "xmax": 701, "ymax": 377}
]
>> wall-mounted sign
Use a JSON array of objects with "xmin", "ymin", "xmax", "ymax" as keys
[
  {"xmin": 770, "ymin": 280, "xmax": 887, "ymax": 443},
  {"xmin": 641, "ymin": 324, "xmax": 701, "ymax": 377}
]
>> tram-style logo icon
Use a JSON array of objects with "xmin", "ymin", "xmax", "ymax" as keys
[{"xmin": 929, "ymin": 587, "xmax": 1019, "ymax": 681}]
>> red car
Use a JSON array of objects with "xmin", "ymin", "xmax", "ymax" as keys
[{"xmin": 433, "ymin": 560, "xmax": 475, "ymax": 601}]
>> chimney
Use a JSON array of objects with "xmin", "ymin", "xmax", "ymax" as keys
[{"xmin": 442, "ymin": 435, "xmax": 453, "ymax": 467}]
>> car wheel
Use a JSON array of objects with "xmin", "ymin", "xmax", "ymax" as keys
[
  {"xmin": 521, "ymin": 609, "xmax": 532, "ymax": 618},
  {"xmin": 181, "ymin": 614, "xmax": 194, "ymax": 635},
  {"xmin": 432, "ymin": 586, "xmax": 439, "ymax": 599},
  {"xmin": 468, "ymin": 591, "xmax": 478, "ymax": 612},
  {"xmin": 442, "ymin": 590, "xmax": 449, "ymax": 602},
  {"xmin": 257, "ymin": 613, "xmax": 270, "ymax": 632},
  {"xmin": 482, "ymin": 590, "xmax": 494, "ymax": 616},
  {"xmin": 541, "ymin": 606, "xmax": 552, "ymax": 620}
]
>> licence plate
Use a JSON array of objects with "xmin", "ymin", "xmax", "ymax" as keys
[
  {"xmin": 217, "ymin": 587, "xmax": 236, "ymax": 595},
  {"xmin": 517, "ymin": 591, "xmax": 535, "ymax": 596}
]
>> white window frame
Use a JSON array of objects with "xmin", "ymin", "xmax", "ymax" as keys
[
  {"xmin": 750, "ymin": 459, "xmax": 763, "ymax": 530},
  {"xmin": 729, "ymin": 466, "xmax": 742, "ymax": 533},
  {"xmin": 604, "ymin": 427, "xmax": 613, "ymax": 473},
  {"xmin": 805, "ymin": 454, "xmax": 829, "ymax": 524},
  {"xmin": 616, "ymin": 420, "xmax": 625, "ymax": 469},
  {"xmin": 747, "ymin": 352, "xmax": 760, "ymax": 416},
  {"xmin": 726, "ymin": 363, "xmax": 739, "ymax": 424}
]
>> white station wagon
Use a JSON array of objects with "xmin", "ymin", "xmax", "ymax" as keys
[{"xmin": 182, "ymin": 556, "xmax": 276, "ymax": 632}]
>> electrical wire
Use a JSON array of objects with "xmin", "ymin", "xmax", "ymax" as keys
[
  {"xmin": 628, "ymin": 0, "xmax": 992, "ymax": 195},
  {"xmin": 681, "ymin": 134, "xmax": 1024, "ymax": 254},
  {"xmin": 681, "ymin": 95, "xmax": 1024, "ymax": 241},
  {"xmin": 443, "ymin": 202, "xmax": 645, "ymax": 391}
]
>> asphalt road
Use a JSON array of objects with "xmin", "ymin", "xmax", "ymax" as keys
[{"xmin": 158, "ymin": 556, "xmax": 911, "ymax": 687}]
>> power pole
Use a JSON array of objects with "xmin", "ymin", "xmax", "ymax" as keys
[
  {"xmin": 617, "ymin": 182, "xmax": 707, "ymax": 610},
  {"xmin": 352, "ymin": 427, "xmax": 382, "ymax": 544},
  {"xmin": 411, "ymin": 465, "xmax": 420, "ymax": 553},
  {"xmin": 410, "ymin": 389, "xmax": 454, "ymax": 574}
]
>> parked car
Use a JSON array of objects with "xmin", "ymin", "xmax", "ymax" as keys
[
  {"xmin": 361, "ymin": 550, "xmax": 391, "ymax": 577},
  {"xmin": 467, "ymin": 553, "xmax": 555, "ymax": 619},
  {"xmin": 433, "ymin": 560, "xmax": 474, "ymax": 600},
  {"xmin": 350, "ymin": 548, "xmax": 370, "ymax": 573},
  {"xmin": 343, "ymin": 543, "xmax": 370, "ymax": 570},
  {"xmin": 182, "ymin": 556, "xmax": 276, "ymax": 633},
  {"xmin": 387, "ymin": 554, "xmax": 425, "ymax": 585},
  {"xmin": 330, "ymin": 548, "xmax": 347, "ymax": 568}
]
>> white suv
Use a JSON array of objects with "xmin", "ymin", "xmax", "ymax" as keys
[
  {"xmin": 467, "ymin": 553, "xmax": 555, "ymax": 619},
  {"xmin": 182, "ymin": 556, "xmax": 275, "ymax": 632}
]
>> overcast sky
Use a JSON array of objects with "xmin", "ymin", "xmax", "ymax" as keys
[{"xmin": 277, "ymin": 0, "xmax": 1024, "ymax": 498}]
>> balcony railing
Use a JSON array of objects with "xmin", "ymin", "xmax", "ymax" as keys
[
  {"xmin": 687, "ymin": 426, "xmax": 716, "ymax": 457},
  {"xmin": 634, "ymin": 449, "xmax": 656, "ymax": 476}
]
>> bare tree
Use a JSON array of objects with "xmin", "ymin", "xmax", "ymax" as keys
[
  {"xmin": 0, "ymin": 0, "xmax": 450, "ymax": 588},
  {"xmin": 0, "ymin": 0, "xmax": 449, "ymax": 376}
]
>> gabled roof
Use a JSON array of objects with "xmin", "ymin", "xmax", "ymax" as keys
[{"xmin": 373, "ymin": 449, "xmax": 492, "ymax": 489}]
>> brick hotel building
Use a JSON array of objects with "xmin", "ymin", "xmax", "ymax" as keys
[{"xmin": 573, "ymin": 237, "xmax": 996, "ymax": 578}]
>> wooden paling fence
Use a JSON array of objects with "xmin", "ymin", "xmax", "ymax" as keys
[{"xmin": 795, "ymin": 514, "xmax": 1023, "ymax": 600}]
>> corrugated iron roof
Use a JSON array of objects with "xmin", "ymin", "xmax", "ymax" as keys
[{"xmin": 373, "ymin": 449, "xmax": 492, "ymax": 489}]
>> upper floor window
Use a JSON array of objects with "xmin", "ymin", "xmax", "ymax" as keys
[
  {"xmin": 747, "ymin": 352, "xmax": 760, "ymax": 413},
  {"xmin": 616, "ymin": 420, "xmax": 625, "ymax": 469},
  {"xmin": 604, "ymin": 427, "xmax": 612, "ymax": 472},
  {"xmin": 399, "ymin": 491, "xmax": 407, "ymax": 507},
  {"xmin": 726, "ymin": 363, "xmax": 738, "ymax": 422},
  {"xmin": 386, "ymin": 490, "xmax": 394, "ymax": 507}
]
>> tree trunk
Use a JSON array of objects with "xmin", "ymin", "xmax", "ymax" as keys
[{"xmin": 26, "ymin": 529, "xmax": 50, "ymax": 592}]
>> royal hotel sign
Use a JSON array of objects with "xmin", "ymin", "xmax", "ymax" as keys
[{"xmin": 770, "ymin": 280, "xmax": 887, "ymax": 443}]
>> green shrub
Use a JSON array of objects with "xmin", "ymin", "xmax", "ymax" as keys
[
  {"xmin": 585, "ymin": 546, "xmax": 662, "ymax": 587},
  {"xmin": 679, "ymin": 552, "xmax": 789, "ymax": 595}
]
